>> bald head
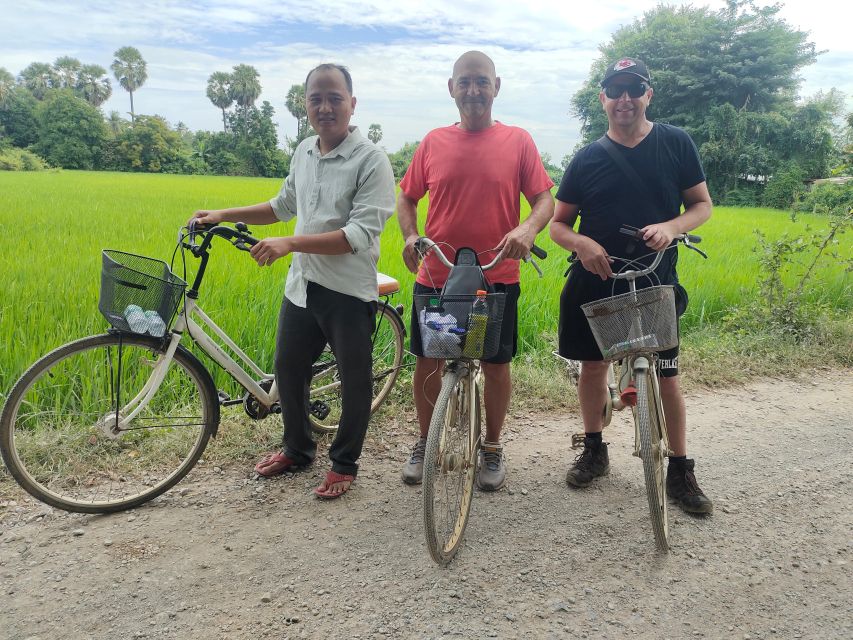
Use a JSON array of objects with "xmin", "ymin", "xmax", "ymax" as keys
[
  {"xmin": 448, "ymin": 50, "xmax": 500, "ymax": 130},
  {"xmin": 452, "ymin": 51, "xmax": 496, "ymax": 80}
]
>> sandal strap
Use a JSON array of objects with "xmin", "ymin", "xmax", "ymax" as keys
[{"xmin": 325, "ymin": 470, "xmax": 355, "ymax": 483}]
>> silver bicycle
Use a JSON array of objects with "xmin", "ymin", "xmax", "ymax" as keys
[
  {"xmin": 413, "ymin": 237, "xmax": 545, "ymax": 565},
  {"xmin": 0, "ymin": 223, "xmax": 406, "ymax": 513}
]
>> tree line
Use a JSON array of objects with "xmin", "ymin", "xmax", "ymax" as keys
[{"xmin": 1, "ymin": 1, "xmax": 852, "ymax": 209}]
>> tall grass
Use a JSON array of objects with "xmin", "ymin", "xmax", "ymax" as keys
[{"xmin": 1, "ymin": 171, "xmax": 851, "ymax": 399}]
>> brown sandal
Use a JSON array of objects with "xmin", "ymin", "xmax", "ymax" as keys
[
  {"xmin": 254, "ymin": 451, "xmax": 301, "ymax": 478},
  {"xmin": 313, "ymin": 470, "xmax": 355, "ymax": 499}
]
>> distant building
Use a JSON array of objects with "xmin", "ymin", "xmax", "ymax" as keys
[{"xmin": 806, "ymin": 176, "xmax": 853, "ymax": 188}]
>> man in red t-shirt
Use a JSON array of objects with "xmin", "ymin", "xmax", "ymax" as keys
[{"xmin": 397, "ymin": 50, "xmax": 554, "ymax": 491}]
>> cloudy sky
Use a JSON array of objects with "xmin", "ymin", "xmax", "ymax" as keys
[{"xmin": 3, "ymin": 0, "xmax": 851, "ymax": 160}]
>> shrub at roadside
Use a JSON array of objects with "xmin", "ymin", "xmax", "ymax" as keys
[
  {"xmin": 795, "ymin": 182, "xmax": 853, "ymax": 215},
  {"xmin": 722, "ymin": 207, "xmax": 852, "ymax": 343}
]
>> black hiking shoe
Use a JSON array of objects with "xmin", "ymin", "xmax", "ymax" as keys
[
  {"xmin": 666, "ymin": 458, "xmax": 714, "ymax": 514},
  {"xmin": 565, "ymin": 437, "xmax": 610, "ymax": 488}
]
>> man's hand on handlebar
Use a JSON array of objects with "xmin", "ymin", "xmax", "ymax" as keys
[
  {"xmin": 495, "ymin": 226, "xmax": 536, "ymax": 261},
  {"xmin": 639, "ymin": 221, "xmax": 677, "ymax": 252},
  {"xmin": 250, "ymin": 237, "xmax": 292, "ymax": 267},
  {"xmin": 188, "ymin": 209, "xmax": 225, "ymax": 228},
  {"xmin": 402, "ymin": 234, "xmax": 422, "ymax": 274},
  {"xmin": 575, "ymin": 236, "xmax": 614, "ymax": 281}
]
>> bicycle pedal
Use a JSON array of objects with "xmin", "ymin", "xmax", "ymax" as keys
[
  {"xmin": 620, "ymin": 386, "xmax": 637, "ymax": 407},
  {"xmin": 570, "ymin": 432, "xmax": 586, "ymax": 449},
  {"xmin": 217, "ymin": 390, "xmax": 231, "ymax": 403},
  {"xmin": 309, "ymin": 400, "xmax": 330, "ymax": 420}
]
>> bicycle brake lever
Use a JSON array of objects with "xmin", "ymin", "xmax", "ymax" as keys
[
  {"xmin": 522, "ymin": 254, "xmax": 544, "ymax": 278},
  {"xmin": 685, "ymin": 243, "xmax": 708, "ymax": 259}
]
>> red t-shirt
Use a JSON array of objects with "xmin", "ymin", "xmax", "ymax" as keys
[{"xmin": 400, "ymin": 122, "xmax": 553, "ymax": 287}]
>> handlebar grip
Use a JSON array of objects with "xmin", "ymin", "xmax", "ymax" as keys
[
  {"xmin": 530, "ymin": 244, "xmax": 547, "ymax": 260},
  {"xmin": 685, "ymin": 233, "xmax": 702, "ymax": 243}
]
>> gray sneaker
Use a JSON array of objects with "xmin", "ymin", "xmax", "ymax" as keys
[
  {"xmin": 401, "ymin": 437, "xmax": 427, "ymax": 485},
  {"xmin": 476, "ymin": 442, "xmax": 506, "ymax": 491}
]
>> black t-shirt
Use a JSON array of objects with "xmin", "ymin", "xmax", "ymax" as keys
[{"xmin": 556, "ymin": 122, "xmax": 705, "ymax": 282}]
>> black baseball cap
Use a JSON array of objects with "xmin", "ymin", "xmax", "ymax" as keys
[{"xmin": 601, "ymin": 57, "xmax": 651, "ymax": 87}]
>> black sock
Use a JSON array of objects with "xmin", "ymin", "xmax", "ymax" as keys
[
  {"xmin": 669, "ymin": 455, "xmax": 687, "ymax": 467},
  {"xmin": 585, "ymin": 432, "xmax": 602, "ymax": 444}
]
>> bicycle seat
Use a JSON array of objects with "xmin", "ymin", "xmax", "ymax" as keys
[{"xmin": 377, "ymin": 272, "xmax": 399, "ymax": 296}]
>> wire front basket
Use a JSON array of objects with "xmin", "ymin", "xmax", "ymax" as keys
[
  {"xmin": 99, "ymin": 250, "xmax": 187, "ymax": 334},
  {"xmin": 414, "ymin": 293, "xmax": 506, "ymax": 360},
  {"xmin": 581, "ymin": 285, "xmax": 678, "ymax": 360}
]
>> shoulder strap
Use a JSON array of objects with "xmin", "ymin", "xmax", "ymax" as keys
[{"xmin": 596, "ymin": 134, "xmax": 664, "ymax": 211}]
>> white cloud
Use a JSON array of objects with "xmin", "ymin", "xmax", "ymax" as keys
[{"xmin": 2, "ymin": 0, "xmax": 851, "ymax": 160}]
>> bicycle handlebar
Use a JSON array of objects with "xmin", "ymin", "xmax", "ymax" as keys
[
  {"xmin": 185, "ymin": 221, "xmax": 260, "ymax": 256},
  {"xmin": 414, "ymin": 237, "xmax": 547, "ymax": 277},
  {"xmin": 607, "ymin": 225, "xmax": 706, "ymax": 280}
]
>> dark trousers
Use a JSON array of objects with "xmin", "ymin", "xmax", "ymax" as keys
[{"xmin": 275, "ymin": 282, "xmax": 376, "ymax": 476}]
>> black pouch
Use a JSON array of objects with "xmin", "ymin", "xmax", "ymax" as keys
[
  {"xmin": 674, "ymin": 282, "xmax": 689, "ymax": 317},
  {"xmin": 442, "ymin": 247, "xmax": 491, "ymax": 295}
]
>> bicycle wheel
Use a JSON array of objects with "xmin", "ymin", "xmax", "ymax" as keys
[
  {"xmin": 422, "ymin": 366, "xmax": 480, "ymax": 565},
  {"xmin": 0, "ymin": 333, "xmax": 218, "ymax": 514},
  {"xmin": 635, "ymin": 367, "xmax": 669, "ymax": 551},
  {"xmin": 308, "ymin": 302, "xmax": 405, "ymax": 434}
]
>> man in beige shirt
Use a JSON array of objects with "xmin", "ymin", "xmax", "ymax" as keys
[{"xmin": 191, "ymin": 64, "xmax": 395, "ymax": 499}]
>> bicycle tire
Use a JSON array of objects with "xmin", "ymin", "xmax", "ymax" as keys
[
  {"xmin": 308, "ymin": 302, "xmax": 405, "ymax": 434},
  {"xmin": 0, "ymin": 333, "xmax": 218, "ymax": 514},
  {"xmin": 422, "ymin": 367, "xmax": 479, "ymax": 565},
  {"xmin": 635, "ymin": 367, "xmax": 669, "ymax": 551}
]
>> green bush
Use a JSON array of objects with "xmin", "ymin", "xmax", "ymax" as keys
[
  {"xmin": 795, "ymin": 181, "xmax": 853, "ymax": 214},
  {"xmin": 762, "ymin": 164, "xmax": 807, "ymax": 210},
  {"xmin": 0, "ymin": 147, "xmax": 49, "ymax": 171},
  {"xmin": 722, "ymin": 185, "xmax": 762, "ymax": 206}
]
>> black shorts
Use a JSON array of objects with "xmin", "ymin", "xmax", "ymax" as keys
[
  {"xmin": 410, "ymin": 282, "xmax": 520, "ymax": 364},
  {"xmin": 557, "ymin": 266, "xmax": 686, "ymax": 378}
]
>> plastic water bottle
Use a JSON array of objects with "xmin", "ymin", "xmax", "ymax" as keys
[
  {"xmin": 145, "ymin": 310, "xmax": 167, "ymax": 337},
  {"xmin": 462, "ymin": 290, "xmax": 489, "ymax": 358},
  {"xmin": 123, "ymin": 304, "xmax": 150, "ymax": 334}
]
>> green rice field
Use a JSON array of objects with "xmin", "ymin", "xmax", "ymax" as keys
[{"xmin": 1, "ymin": 170, "xmax": 851, "ymax": 398}]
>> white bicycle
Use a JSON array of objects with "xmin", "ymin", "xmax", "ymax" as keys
[
  {"xmin": 558, "ymin": 225, "xmax": 706, "ymax": 551},
  {"xmin": 0, "ymin": 223, "xmax": 406, "ymax": 513}
]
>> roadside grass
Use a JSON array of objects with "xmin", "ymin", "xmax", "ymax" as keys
[{"xmin": 0, "ymin": 171, "xmax": 851, "ymax": 478}]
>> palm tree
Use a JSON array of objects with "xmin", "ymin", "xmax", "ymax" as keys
[
  {"xmin": 107, "ymin": 111, "xmax": 128, "ymax": 138},
  {"xmin": 285, "ymin": 83, "xmax": 308, "ymax": 141},
  {"xmin": 53, "ymin": 56, "xmax": 82, "ymax": 89},
  {"xmin": 77, "ymin": 64, "xmax": 112, "ymax": 107},
  {"xmin": 0, "ymin": 67, "xmax": 14, "ymax": 108},
  {"xmin": 111, "ymin": 46, "xmax": 147, "ymax": 122},
  {"xmin": 18, "ymin": 62, "xmax": 57, "ymax": 99},
  {"xmin": 206, "ymin": 71, "xmax": 233, "ymax": 132},
  {"xmin": 229, "ymin": 64, "xmax": 261, "ymax": 108},
  {"xmin": 368, "ymin": 123, "xmax": 383, "ymax": 145}
]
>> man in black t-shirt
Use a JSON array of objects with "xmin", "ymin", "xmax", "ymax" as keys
[{"xmin": 549, "ymin": 57, "xmax": 714, "ymax": 514}]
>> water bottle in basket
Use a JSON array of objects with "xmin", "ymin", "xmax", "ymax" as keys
[
  {"xmin": 145, "ymin": 310, "xmax": 167, "ymax": 337},
  {"xmin": 462, "ymin": 290, "xmax": 489, "ymax": 358},
  {"xmin": 123, "ymin": 304, "xmax": 150, "ymax": 334}
]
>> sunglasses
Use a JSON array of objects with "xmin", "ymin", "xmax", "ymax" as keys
[{"xmin": 604, "ymin": 82, "xmax": 650, "ymax": 99}]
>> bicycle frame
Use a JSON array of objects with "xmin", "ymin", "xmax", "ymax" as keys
[{"xmin": 109, "ymin": 296, "xmax": 278, "ymax": 431}]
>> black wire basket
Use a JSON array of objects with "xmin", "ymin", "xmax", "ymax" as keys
[
  {"xmin": 98, "ymin": 250, "xmax": 187, "ymax": 334},
  {"xmin": 414, "ymin": 293, "xmax": 506, "ymax": 360}
]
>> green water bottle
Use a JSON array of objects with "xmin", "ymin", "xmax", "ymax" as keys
[{"xmin": 462, "ymin": 290, "xmax": 489, "ymax": 358}]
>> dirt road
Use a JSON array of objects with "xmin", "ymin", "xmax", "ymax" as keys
[{"xmin": 1, "ymin": 370, "xmax": 851, "ymax": 640}]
